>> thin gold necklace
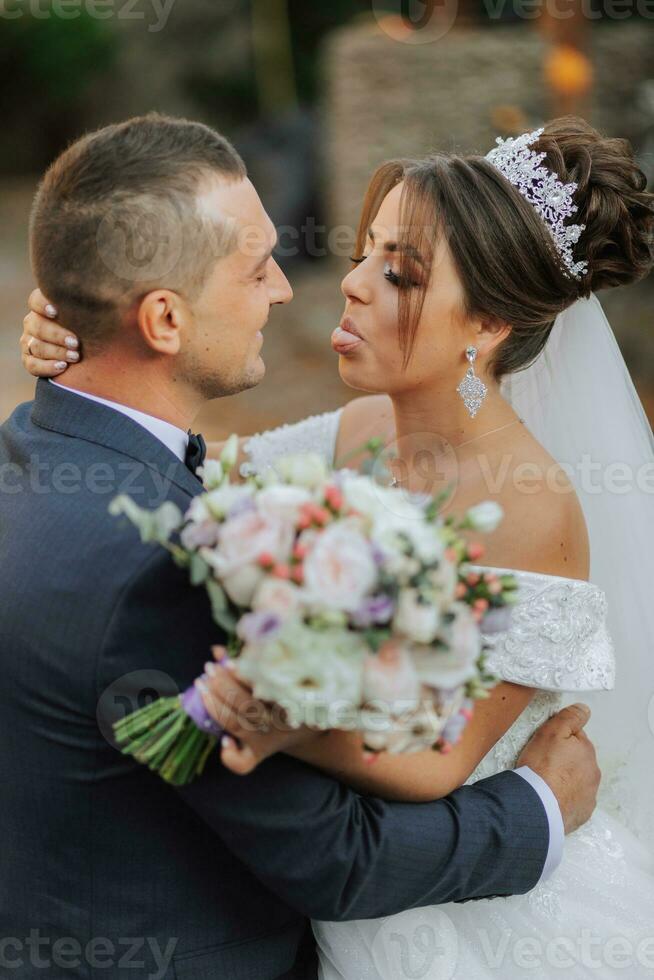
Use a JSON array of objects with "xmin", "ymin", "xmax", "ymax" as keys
[{"xmin": 390, "ymin": 417, "xmax": 525, "ymax": 488}]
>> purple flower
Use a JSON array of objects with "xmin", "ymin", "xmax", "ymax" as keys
[
  {"xmin": 351, "ymin": 594, "xmax": 395, "ymax": 628},
  {"xmin": 371, "ymin": 543, "xmax": 387, "ymax": 567},
  {"xmin": 480, "ymin": 606, "xmax": 513, "ymax": 635},
  {"xmin": 181, "ymin": 684, "xmax": 224, "ymax": 738},
  {"xmin": 236, "ymin": 610, "xmax": 283, "ymax": 645}
]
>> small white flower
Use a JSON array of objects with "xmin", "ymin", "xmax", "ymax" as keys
[
  {"xmin": 465, "ymin": 501, "xmax": 504, "ymax": 533},
  {"xmin": 203, "ymin": 484, "xmax": 255, "ymax": 520},
  {"xmin": 426, "ymin": 557, "xmax": 458, "ymax": 611},
  {"xmin": 198, "ymin": 458, "xmax": 225, "ymax": 491},
  {"xmin": 393, "ymin": 588, "xmax": 441, "ymax": 645},
  {"xmin": 220, "ymin": 434, "xmax": 240, "ymax": 472},
  {"xmin": 272, "ymin": 453, "xmax": 329, "ymax": 489}
]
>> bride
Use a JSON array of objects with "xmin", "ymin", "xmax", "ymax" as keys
[{"xmin": 22, "ymin": 116, "xmax": 654, "ymax": 977}]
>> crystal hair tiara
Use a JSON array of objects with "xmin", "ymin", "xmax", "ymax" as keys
[{"xmin": 485, "ymin": 127, "xmax": 588, "ymax": 281}]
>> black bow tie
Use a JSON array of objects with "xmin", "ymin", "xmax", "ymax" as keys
[{"xmin": 185, "ymin": 431, "xmax": 207, "ymax": 478}]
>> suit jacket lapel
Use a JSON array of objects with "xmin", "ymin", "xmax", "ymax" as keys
[{"xmin": 31, "ymin": 379, "xmax": 204, "ymax": 499}]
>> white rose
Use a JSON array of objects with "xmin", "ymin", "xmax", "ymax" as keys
[
  {"xmin": 393, "ymin": 588, "xmax": 441, "ymax": 645},
  {"xmin": 465, "ymin": 501, "xmax": 504, "ymax": 533},
  {"xmin": 271, "ymin": 452, "xmax": 329, "ymax": 489},
  {"xmin": 202, "ymin": 509, "xmax": 294, "ymax": 605},
  {"xmin": 412, "ymin": 602, "xmax": 481, "ymax": 689},
  {"xmin": 252, "ymin": 578, "xmax": 304, "ymax": 619},
  {"xmin": 341, "ymin": 474, "xmax": 424, "ymax": 527},
  {"xmin": 303, "ymin": 521, "xmax": 378, "ymax": 613},
  {"xmin": 257, "ymin": 485, "xmax": 312, "ymax": 524},
  {"xmin": 236, "ymin": 621, "xmax": 366, "ymax": 727},
  {"xmin": 362, "ymin": 642, "xmax": 422, "ymax": 705}
]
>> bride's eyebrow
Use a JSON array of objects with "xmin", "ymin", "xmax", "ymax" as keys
[{"xmin": 368, "ymin": 228, "xmax": 426, "ymax": 268}]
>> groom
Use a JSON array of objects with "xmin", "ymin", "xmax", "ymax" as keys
[{"xmin": 2, "ymin": 114, "xmax": 600, "ymax": 979}]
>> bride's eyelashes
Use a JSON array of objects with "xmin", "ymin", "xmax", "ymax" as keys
[
  {"xmin": 383, "ymin": 262, "xmax": 420, "ymax": 290},
  {"xmin": 349, "ymin": 253, "xmax": 420, "ymax": 289}
]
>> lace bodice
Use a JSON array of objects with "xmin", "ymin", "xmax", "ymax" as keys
[
  {"xmin": 241, "ymin": 410, "xmax": 343, "ymax": 479},
  {"xmin": 467, "ymin": 565, "xmax": 615, "ymax": 782},
  {"xmin": 242, "ymin": 411, "xmax": 617, "ymax": 782}
]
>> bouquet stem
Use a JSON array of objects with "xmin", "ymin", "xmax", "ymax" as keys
[{"xmin": 113, "ymin": 685, "xmax": 224, "ymax": 786}]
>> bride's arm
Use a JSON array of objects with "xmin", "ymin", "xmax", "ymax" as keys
[
  {"xmin": 287, "ymin": 681, "xmax": 535, "ymax": 802},
  {"xmin": 201, "ymin": 658, "xmax": 535, "ymax": 802}
]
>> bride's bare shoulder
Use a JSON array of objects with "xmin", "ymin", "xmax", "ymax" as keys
[
  {"xmin": 475, "ymin": 431, "xmax": 590, "ymax": 580},
  {"xmin": 334, "ymin": 395, "xmax": 395, "ymax": 466}
]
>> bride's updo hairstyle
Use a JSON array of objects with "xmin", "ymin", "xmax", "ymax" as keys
[{"xmin": 354, "ymin": 117, "xmax": 654, "ymax": 378}]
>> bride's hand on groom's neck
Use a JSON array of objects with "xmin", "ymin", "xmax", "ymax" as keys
[{"xmin": 21, "ymin": 289, "xmax": 80, "ymax": 379}]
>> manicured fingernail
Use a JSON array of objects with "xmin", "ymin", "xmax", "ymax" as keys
[
  {"xmin": 204, "ymin": 661, "xmax": 216, "ymax": 677},
  {"xmin": 195, "ymin": 677, "xmax": 209, "ymax": 695},
  {"xmin": 45, "ymin": 304, "xmax": 57, "ymax": 318},
  {"xmin": 54, "ymin": 362, "xmax": 67, "ymax": 371},
  {"xmin": 66, "ymin": 351, "xmax": 80, "ymax": 362},
  {"xmin": 65, "ymin": 336, "xmax": 78, "ymax": 350},
  {"xmin": 221, "ymin": 734, "xmax": 234, "ymax": 749}
]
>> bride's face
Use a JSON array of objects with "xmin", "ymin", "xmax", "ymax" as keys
[{"xmin": 335, "ymin": 181, "xmax": 472, "ymax": 396}]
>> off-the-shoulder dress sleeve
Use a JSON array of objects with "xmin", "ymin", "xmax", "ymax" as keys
[
  {"xmin": 474, "ymin": 566, "xmax": 616, "ymax": 692},
  {"xmin": 240, "ymin": 409, "xmax": 343, "ymax": 478}
]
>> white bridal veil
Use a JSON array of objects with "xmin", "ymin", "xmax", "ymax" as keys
[{"xmin": 501, "ymin": 293, "xmax": 654, "ymax": 853}]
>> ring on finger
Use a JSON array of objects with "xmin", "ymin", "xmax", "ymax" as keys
[{"xmin": 27, "ymin": 336, "xmax": 37, "ymax": 356}]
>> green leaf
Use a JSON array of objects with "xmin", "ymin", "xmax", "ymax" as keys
[
  {"xmin": 206, "ymin": 580, "xmax": 237, "ymax": 634},
  {"xmin": 189, "ymin": 553, "xmax": 210, "ymax": 587}
]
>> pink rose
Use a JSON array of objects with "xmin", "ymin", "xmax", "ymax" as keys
[{"xmin": 303, "ymin": 521, "xmax": 377, "ymax": 613}]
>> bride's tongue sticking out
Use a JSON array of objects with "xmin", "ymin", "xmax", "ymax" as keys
[{"xmin": 332, "ymin": 318, "xmax": 365, "ymax": 355}]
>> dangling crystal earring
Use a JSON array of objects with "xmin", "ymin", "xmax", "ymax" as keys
[{"xmin": 457, "ymin": 346, "xmax": 488, "ymax": 418}]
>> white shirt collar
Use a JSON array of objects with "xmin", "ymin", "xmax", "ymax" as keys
[{"xmin": 49, "ymin": 380, "xmax": 189, "ymax": 463}]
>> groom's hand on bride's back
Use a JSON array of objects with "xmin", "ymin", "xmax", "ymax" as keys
[
  {"xmin": 21, "ymin": 289, "xmax": 80, "ymax": 378},
  {"xmin": 517, "ymin": 702, "xmax": 600, "ymax": 835}
]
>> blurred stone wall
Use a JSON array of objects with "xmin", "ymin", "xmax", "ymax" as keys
[{"xmin": 323, "ymin": 22, "xmax": 654, "ymax": 229}]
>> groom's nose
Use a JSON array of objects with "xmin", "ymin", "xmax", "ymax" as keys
[{"xmin": 269, "ymin": 259, "xmax": 294, "ymax": 305}]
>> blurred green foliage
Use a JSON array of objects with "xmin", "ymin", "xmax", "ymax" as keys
[
  {"xmin": 0, "ymin": 6, "xmax": 117, "ymax": 108},
  {"xmin": 185, "ymin": 0, "xmax": 373, "ymax": 127}
]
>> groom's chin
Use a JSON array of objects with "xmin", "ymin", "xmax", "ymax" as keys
[{"xmin": 245, "ymin": 354, "xmax": 266, "ymax": 388}]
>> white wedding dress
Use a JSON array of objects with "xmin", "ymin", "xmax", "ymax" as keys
[{"xmin": 243, "ymin": 401, "xmax": 654, "ymax": 980}]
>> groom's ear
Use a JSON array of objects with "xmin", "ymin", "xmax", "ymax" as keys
[{"xmin": 136, "ymin": 289, "xmax": 190, "ymax": 356}]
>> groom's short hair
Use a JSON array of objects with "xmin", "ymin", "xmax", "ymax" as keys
[{"xmin": 30, "ymin": 113, "xmax": 247, "ymax": 349}]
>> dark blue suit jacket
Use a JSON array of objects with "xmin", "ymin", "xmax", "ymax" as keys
[{"xmin": 0, "ymin": 380, "xmax": 549, "ymax": 979}]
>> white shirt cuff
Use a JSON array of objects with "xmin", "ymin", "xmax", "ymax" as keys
[{"xmin": 513, "ymin": 765, "xmax": 565, "ymax": 882}]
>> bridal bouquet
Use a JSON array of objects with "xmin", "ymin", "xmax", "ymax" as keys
[{"xmin": 109, "ymin": 438, "xmax": 517, "ymax": 785}]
